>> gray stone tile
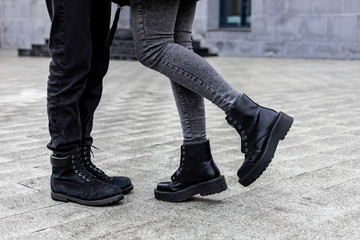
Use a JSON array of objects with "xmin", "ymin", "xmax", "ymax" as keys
[
  {"xmin": 1, "ymin": 50, "xmax": 360, "ymax": 239},
  {"xmin": 343, "ymin": 0, "xmax": 360, "ymax": 13},
  {"xmin": 299, "ymin": 16, "xmax": 327, "ymax": 43},
  {"xmin": 287, "ymin": 0, "xmax": 313, "ymax": 15},
  {"xmin": 314, "ymin": 0, "xmax": 342, "ymax": 14},
  {"xmin": 327, "ymin": 15, "xmax": 357, "ymax": 43}
]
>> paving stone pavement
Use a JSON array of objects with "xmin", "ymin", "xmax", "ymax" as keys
[{"xmin": 0, "ymin": 48, "xmax": 360, "ymax": 240}]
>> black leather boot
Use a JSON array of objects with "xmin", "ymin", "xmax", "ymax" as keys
[
  {"xmin": 81, "ymin": 146, "xmax": 134, "ymax": 194},
  {"xmin": 154, "ymin": 140, "xmax": 227, "ymax": 202},
  {"xmin": 226, "ymin": 94, "xmax": 293, "ymax": 186},
  {"xmin": 50, "ymin": 153, "xmax": 124, "ymax": 206}
]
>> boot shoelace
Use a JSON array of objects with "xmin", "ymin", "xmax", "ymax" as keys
[
  {"xmin": 226, "ymin": 116, "xmax": 249, "ymax": 155},
  {"xmin": 70, "ymin": 154, "xmax": 93, "ymax": 182},
  {"xmin": 83, "ymin": 146, "xmax": 112, "ymax": 181}
]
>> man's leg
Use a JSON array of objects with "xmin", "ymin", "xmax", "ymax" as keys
[
  {"xmin": 46, "ymin": 0, "xmax": 124, "ymax": 205},
  {"xmin": 46, "ymin": 0, "xmax": 92, "ymax": 155}
]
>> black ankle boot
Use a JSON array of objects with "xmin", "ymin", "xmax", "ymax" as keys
[
  {"xmin": 154, "ymin": 140, "xmax": 227, "ymax": 202},
  {"xmin": 226, "ymin": 94, "xmax": 293, "ymax": 186},
  {"xmin": 50, "ymin": 153, "xmax": 124, "ymax": 206},
  {"xmin": 81, "ymin": 146, "xmax": 133, "ymax": 194}
]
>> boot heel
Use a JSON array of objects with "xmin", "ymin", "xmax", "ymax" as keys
[
  {"xmin": 276, "ymin": 112, "xmax": 294, "ymax": 141},
  {"xmin": 199, "ymin": 175, "xmax": 228, "ymax": 196},
  {"xmin": 51, "ymin": 191, "xmax": 68, "ymax": 202}
]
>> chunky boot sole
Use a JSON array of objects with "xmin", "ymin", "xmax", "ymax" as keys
[
  {"xmin": 51, "ymin": 191, "xmax": 124, "ymax": 206},
  {"xmin": 122, "ymin": 184, "xmax": 134, "ymax": 194},
  {"xmin": 238, "ymin": 112, "xmax": 293, "ymax": 187},
  {"xmin": 154, "ymin": 175, "xmax": 227, "ymax": 202}
]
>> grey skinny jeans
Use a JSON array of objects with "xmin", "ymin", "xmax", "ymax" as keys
[{"xmin": 131, "ymin": 0, "xmax": 241, "ymax": 144}]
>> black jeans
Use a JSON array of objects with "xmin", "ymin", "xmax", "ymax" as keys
[{"xmin": 46, "ymin": 0, "xmax": 111, "ymax": 156}]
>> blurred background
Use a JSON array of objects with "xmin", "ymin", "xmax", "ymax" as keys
[{"xmin": 0, "ymin": 0, "xmax": 359, "ymax": 59}]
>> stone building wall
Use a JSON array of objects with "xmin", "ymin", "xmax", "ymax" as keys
[
  {"xmin": 1, "ymin": 0, "xmax": 359, "ymax": 59},
  {"xmin": 0, "ymin": 0, "xmax": 50, "ymax": 48},
  {"xmin": 0, "ymin": 0, "xmax": 131, "ymax": 49},
  {"xmin": 203, "ymin": 0, "xmax": 360, "ymax": 59}
]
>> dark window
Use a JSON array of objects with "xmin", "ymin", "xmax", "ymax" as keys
[{"xmin": 220, "ymin": 0, "xmax": 251, "ymax": 28}]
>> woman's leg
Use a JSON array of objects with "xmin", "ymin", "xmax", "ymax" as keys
[
  {"xmin": 131, "ymin": 0, "xmax": 293, "ymax": 190},
  {"xmin": 171, "ymin": 0, "xmax": 207, "ymax": 145},
  {"xmin": 131, "ymin": 0, "xmax": 241, "ymax": 114},
  {"xmin": 131, "ymin": 0, "xmax": 227, "ymax": 202}
]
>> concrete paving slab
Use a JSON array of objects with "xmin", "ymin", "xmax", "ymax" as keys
[{"xmin": 0, "ymin": 49, "xmax": 360, "ymax": 239}]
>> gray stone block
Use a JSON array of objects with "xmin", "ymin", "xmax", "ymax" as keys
[
  {"xmin": 238, "ymin": 41, "xmax": 262, "ymax": 57},
  {"xmin": 212, "ymin": 40, "xmax": 240, "ymax": 57},
  {"xmin": 312, "ymin": 43, "xmax": 342, "ymax": 58},
  {"xmin": 261, "ymin": 41, "xmax": 286, "ymax": 57},
  {"xmin": 249, "ymin": 15, "xmax": 298, "ymax": 41},
  {"xmin": 327, "ymin": 16, "xmax": 357, "ymax": 43},
  {"xmin": 285, "ymin": 42, "xmax": 313, "ymax": 58},
  {"xmin": 314, "ymin": 0, "xmax": 342, "ymax": 14},
  {"xmin": 270, "ymin": 15, "xmax": 299, "ymax": 41},
  {"xmin": 252, "ymin": 0, "xmax": 263, "ymax": 16},
  {"xmin": 341, "ymin": 44, "xmax": 360, "ymax": 59},
  {"xmin": 343, "ymin": 0, "xmax": 360, "ymax": 14},
  {"xmin": 299, "ymin": 16, "xmax": 327, "ymax": 42},
  {"xmin": 287, "ymin": 0, "xmax": 313, "ymax": 15},
  {"xmin": 263, "ymin": 0, "xmax": 286, "ymax": 15},
  {"xmin": 357, "ymin": 16, "xmax": 360, "ymax": 42}
]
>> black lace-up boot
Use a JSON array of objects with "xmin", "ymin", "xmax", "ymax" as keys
[
  {"xmin": 81, "ymin": 146, "xmax": 133, "ymax": 194},
  {"xmin": 226, "ymin": 94, "xmax": 293, "ymax": 187},
  {"xmin": 50, "ymin": 153, "xmax": 124, "ymax": 206},
  {"xmin": 154, "ymin": 140, "xmax": 227, "ymax": 202}
]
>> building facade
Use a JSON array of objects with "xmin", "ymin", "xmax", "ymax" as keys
[{"xmin": 1, "ymin": 0, "xmax": 360, "ymax": 59}]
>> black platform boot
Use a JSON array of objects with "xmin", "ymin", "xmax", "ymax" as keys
[
  {"xmin": 226, "ymin": 94, "xmax": 293, "ymax": 187},
  {"xmin": 50, "ymin": 153, "xmax": 124, "ymax": 206},
  {"xmin": 81, "ymin": 146, "xmax": 134, "ymax": 194},
  {"xmin": 154, "ymin": 140, "xmax": 227, "ymax": 202}
]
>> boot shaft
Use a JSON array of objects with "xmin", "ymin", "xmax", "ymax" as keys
[
  {"xmin": 226, "ymin": 94, "xmax": 278, "ymax": 154},
  {"xmin": 172, "ymin": 140, "xmax": 220, "ymax": 183}
]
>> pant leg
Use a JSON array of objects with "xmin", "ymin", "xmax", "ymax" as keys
[
  {"xmin": 79, "ymin": 0, "xmax": 112, "ymax": 146},
  {"xmin": 46, "ymin": 0, "xmax": 92, "ymax": 155},
  {"xmin": 171, "ymin": 0, "xmax": 207, "ymax": 144},
  {"xmin": 131, "ymin": 0, "xmax": 241, "ymax": 114}
]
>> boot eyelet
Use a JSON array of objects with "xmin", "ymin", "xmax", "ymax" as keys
[
  {"xmin": 72, "ymin": 160, "xmax": 75, "ymax": 164},
  {"xmin": 98, "ymin": 170, "xmax": 101, "ymax": 173},
  {"xmin": 73, "ymin": 166, "xmax": 76, "ymax": 169},
  {"xmin": 182, "ymin": 151, "xmax": 185, "ymax": 155},
  {"xmin": 172, "ymin": 176, "xmax": 175, "ymax": 181},
  {"xmin": 241, "ymin": 130, "xmax": 245, "ymax": 135},
  {"xmin": 71, "ymin": 155, "xmax": 75, "ymax": 159},
  {"xmin": 179, "ymin": 168, "xmax": 182, "ymax": 171},
  {"xmin": 87, "ymin": 179, "xmax": 91, "ymax": 182},
  {"xmin": 182, "ymin": 146, "xmax": 185, "ymax": 150},
  {"xmin": 238, "ymin": 126, "xmax": 241, "ymax": 129},
  {"xmin": 233, "ymin": 121, "xmax": 237, "ymax": 124},
  {"xmin": 90, "ymin": 166, "xmax": 93, "ymax": 169},
  {"xmin": 75, "ymin": 170, "xmax": 79, "ymax": 173},
  {"xmin": 79, "ymin": 173, "xmax": 82, "ymax": 176},
  {"xmin": 229, "ymin": 117, "xmax": 232, "ymax": 121},
  {"xmin": 83, "ymin": 176, "xmax": 86, "ymax": 179},
  {"xmin": 245, "ymin": 148, "xmax": 248, "ymax": 153},
  {"xmin": 87, "ymin": 162, "xmax": 90, "ymax": 165},
  {"xmin": 244, "ymin": 142, "xmax": 248, "ymax": 146},
  {"xmin": 244, "ymin": 136, "xmax": 248, "ymax": 140}
]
